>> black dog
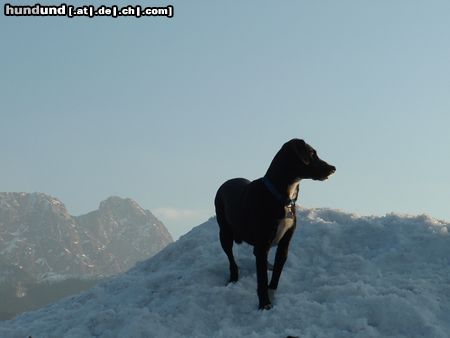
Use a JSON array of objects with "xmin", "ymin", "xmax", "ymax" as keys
[{"xmin": 214, "ymin": 139, "xmax": 336, "ymax": 310}]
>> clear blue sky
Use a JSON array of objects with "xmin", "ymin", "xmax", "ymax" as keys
[{"xmin": 2, "ymin": 1, "xmax": 450, "ymax": 238}]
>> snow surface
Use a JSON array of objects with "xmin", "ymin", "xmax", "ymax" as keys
[{"xmin": 1, "ymin": 208, "xmax": 449, "ymax": 338}]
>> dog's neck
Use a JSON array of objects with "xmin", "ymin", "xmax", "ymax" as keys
[
  {"xmin": 265, "ymin": 151, "xmax": 302, "ymax": 204},
  {"xmin": 263, "ymin": 174, "xmax": 300, "ymax": 204}
]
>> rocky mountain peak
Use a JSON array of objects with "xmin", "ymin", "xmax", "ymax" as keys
[
  {"xmin": 0, "ymin": 193, "xmax": 173, "ymax": 281},
  {"xmin": 0, "ymin": 192, "xmax": 70, "ymax": 222},
  {"xmin": 98, "ymin": 196, "xmax": 147, "ymax": 219}
]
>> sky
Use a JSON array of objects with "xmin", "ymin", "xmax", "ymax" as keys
[{"xmin": 1, "ymin": 1, "xmax": 450, "ymax": 239}]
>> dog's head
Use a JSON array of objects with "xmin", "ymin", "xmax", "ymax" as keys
[{"xmin": 280, "ymin": 139, "xmax": 336, "ymax": 181}]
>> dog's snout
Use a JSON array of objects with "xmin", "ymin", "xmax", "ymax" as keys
[{"xmin": 330, "ymin": 165, "xmax": 336, "ymax": 173}]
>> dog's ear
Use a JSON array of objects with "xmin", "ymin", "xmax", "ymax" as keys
[{"xmin": 289, "ymin": 139, "xmax": 310, "ymax": 165}]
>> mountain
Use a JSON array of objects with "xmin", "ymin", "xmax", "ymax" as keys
[
  {"xmin": 0, "ymin": 193, "xmax": 172, "ymax": 319},
  {"xmin": 76, "ymin": 196, "xmax": 173, "ymax": 276},
  {"xmin": 1, "ymin": 208, "xmax": 449, "ymax": 338},
  {"xmin": 0, "ymin": 193, "xmax": 173, "ymax": 281}
]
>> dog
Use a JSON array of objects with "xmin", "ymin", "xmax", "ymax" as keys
[{"xmin": 214, "ymin": 139, "xmax": 336, "ymax": 310}]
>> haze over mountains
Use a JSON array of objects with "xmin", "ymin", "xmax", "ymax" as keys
[{"xmin": 0, "ymin": 192, "xmax": 173, "ymax": 319}]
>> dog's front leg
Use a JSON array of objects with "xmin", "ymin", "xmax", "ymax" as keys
[
  {"xmin": 254, "ymin": 244, "xmax": 271, "ymax": 310},
  {"xmin": 269, "ymin": 226, "xmax": 295, "ymax": 290}
]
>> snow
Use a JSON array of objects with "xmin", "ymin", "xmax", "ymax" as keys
[
  {"xmin": 37, "ymin": 273, "xmax": 69, "ymax": 283},
  {"xmin": 0, "ymin": 237, "xmax": 24, "ymax": 255},
  {"xmin": 1, "ymin": 208, "xmax": 449, "ymax": 338}
]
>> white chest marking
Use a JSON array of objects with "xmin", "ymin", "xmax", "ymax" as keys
[
  {"xmin": 272, "ymin": 206, "xmax": 295, "ymax": 246},
  {"xmin": 287, "ymin": 181, "xmax": 299, "ymax": 200}
]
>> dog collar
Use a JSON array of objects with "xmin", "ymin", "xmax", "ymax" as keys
[{"xmin": 262, "ymin": 176, "xmax": 296, "ymax": 206}]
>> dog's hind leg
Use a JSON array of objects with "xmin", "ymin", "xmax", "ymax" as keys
[
  {"xmin": 219, "ymin": 226, "xmax": 239, "ymax": 283},
  {"xmin": 215, "ymin": 187, "xmax": 239, "ymax": 283}
]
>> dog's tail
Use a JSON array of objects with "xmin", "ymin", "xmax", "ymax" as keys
[{"xmin": 214, "ymin": 192, "xmax": 228, "ymax": 231}]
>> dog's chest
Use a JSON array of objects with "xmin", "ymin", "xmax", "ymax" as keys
[
  {"xmin": 272, "ymin": 206, "xmax": 295, "ymax": 246},
  {"xmin": 271, "ymin": 182, "xmax": 299, "ymax": 246}
]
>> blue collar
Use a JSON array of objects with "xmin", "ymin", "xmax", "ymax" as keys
[{"xmin": 262, "ymin": 176, "xmax": 295, "ymax": 206}]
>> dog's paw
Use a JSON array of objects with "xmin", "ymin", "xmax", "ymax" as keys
[
  {"xmin": 229, "ymin": 266, "xmax": 239, "ymax": 283},
  {"xmin": 228, "ymin": 274, "xmax": 238, "ymax": 284},
  {"xmin": 259, "ymin": 303, "xmax": 273, "ymax": 311},
  {"xmin": 227, "ymin": 278, "xmax": 238, "ymax": 285},
  {"xmin": 258, "ymin": 298, "xmax": 273, "ymax": 310}
]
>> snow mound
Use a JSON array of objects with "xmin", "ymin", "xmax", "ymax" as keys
[{"xmin": 1, "ymin": 208, "xmax": 449, "ymax": 338}]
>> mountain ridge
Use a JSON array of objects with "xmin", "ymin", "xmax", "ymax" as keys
[{"xmin": 0, "ymin": 192, "xmax": 173, "ymax": 281}]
